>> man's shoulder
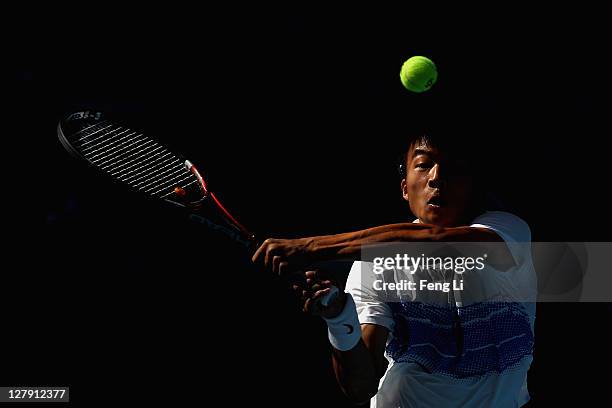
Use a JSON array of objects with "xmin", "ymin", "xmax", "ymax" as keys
[
  {"xmin": 471, "ymin": 211, "xmax": 531, "ymax": 243},
  {"xmin": 347, "ymin": 260, "xmax": 373, "ymax": 283}
]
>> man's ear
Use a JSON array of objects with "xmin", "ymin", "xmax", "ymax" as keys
[{"xmin": 401, "ymin": 178, "xmax": 409, "ymax": 202}]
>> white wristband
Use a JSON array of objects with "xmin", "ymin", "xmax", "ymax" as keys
[{"xmin": 323, "ymin": 292, "xmax": 362, "ymax": 351}]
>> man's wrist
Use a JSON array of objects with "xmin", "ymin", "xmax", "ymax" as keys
[{"xmin": 323, "ymin": 293, "xmax": 362, "ymax": 351}]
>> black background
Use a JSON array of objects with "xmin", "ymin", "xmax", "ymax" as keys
[{"xmin": 5, "ymin": 5, "xmax": 611, "ymax": 407}]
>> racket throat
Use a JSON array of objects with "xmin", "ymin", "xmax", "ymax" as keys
[
  {"xmin": 185, "ymin": 160, "xmax": 256, "ymax": 243},
  {"xmin": 184, "ymin": 160, "xmax": 209, "ymax": 197}
]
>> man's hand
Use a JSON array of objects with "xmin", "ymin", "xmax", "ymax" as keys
[
  {"xmin": 251, "ymin": 237, "xmax": 315, "ymax": 275},
  {"xmin": 291, "ymin": 270, "xmax": 347, "ymax": 318}
]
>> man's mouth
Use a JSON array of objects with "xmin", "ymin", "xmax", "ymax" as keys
[{"xmin": 427, "ymin": 195, "xmax": 446, "ymax": 208}]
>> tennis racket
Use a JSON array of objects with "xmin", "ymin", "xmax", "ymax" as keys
[
  {"xmin": 57, "ymin": 110, "xmax": 339, "ymax": 305},
  {"xmin": 57, "ymin": 109, "xmax": 256, "ymax": 248}
]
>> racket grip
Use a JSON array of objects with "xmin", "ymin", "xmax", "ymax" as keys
[{"xmin": 319, "ymin": 285, "xmax": 340, "ymax": 307}]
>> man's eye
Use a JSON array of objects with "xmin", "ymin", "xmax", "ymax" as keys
[{"xmin": 415, "ymin": 162, "xmax": 432, "ymax": 169}]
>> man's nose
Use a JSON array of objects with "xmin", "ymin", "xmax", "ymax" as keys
[{"xmin": 428, "ymin": 164, "xmax": 446, "ymax": 188}]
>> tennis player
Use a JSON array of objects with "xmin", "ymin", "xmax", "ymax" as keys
[{"xmin": 253, "ymin": 127, "xmax": 537, "ymax": 407}]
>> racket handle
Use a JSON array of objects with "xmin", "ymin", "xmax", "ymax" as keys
[{"xmin": 318, "ymin": 285, "xmax": 340, "ymax": 307}]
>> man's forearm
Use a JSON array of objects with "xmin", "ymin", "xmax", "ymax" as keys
[
  {"xmin": 331, "ymin": 340, "xmax": 379, "ymax": 403},
  {"xmin": 306, "ymin": 222, "xmax": 510, "ymax": 268},
  {"xmin": 330, "ymin": 323, "xmax": 388, "ymax": 404},
  {"xmin": 308, "ymin": 223, "xmax": 456, "ymax": 261},
  {"xmin": 308, "ymin": 223, "xmax": 438, "ymax": 260}
]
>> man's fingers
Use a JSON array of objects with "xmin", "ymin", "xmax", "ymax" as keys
[
  {"xmin": 272, "ymin": 256, "xmax": 282, "ymax": 275},
  {"xmin": 303, "ymin": 272, "xmax": 337, "ymax": 293},
  {"xmin": 265, "ymin": 246, "xmax": 274, "ymax": 270},
  {"xmin": 273, "ymin": 258, "xmax": 291, "ymax": 276},
  {"xmin": 304, "ymin": 288, "xmax": 332, "ymax": 315},
  {"xmin": 303, "ymin": 297, "xmax": 312, "ymax": 313},
  {"xmin": 303, "ymin": 296, "xmax": 323, "ymax": 314},
  {"xmin": 301, "ymin": 290, "xmax": 313, "ymax": 305},
  {"xmin": 304, "ymin": 270, "xmax": 317, "ymax": 279},
  {"xmin": 257, "ymin": 239, "xmax": 279, "ymax": 270},
  {"xmin": 304, "ymin": 269, "xmax": 333, "ymax": 281},
  {"xmin": 252, "ymin": 237, "xmax": 313, "ymax": 274},
  {"xmin": 278, "ymin": 261, "xmax": 289, "ymax": 276},
  {"xmin": 251, "ymin": 239, "xmax": 269, "ymax": 264},
  {"xmin": 313, "ymin": 287, "xmax": 331, "ymax": 299},
  {"xmin": 288, "ymin": 269, "xmax": 338, "ymax": 314}
]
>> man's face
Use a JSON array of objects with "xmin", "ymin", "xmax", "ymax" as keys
[{"xmin": 401, "ymin": 140, "xmax": 477, "ymax": 227}]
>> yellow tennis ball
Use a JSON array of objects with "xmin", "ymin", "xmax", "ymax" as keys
[{"xmin": 400, "ymin": 56, "xmax": 438, "ymax": 93}]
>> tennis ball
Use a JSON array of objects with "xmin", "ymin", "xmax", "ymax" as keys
[{"xmin": 400, "ymin": 56, "xmax": 438, "ymax": 93}]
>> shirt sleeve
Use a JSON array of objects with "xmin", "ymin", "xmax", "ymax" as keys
[
  {"xmin": 470, "ymin": 211, "xmax": 532, "ymax": 266},
  {"xmin": 345, "ymin": 261, "xmax": 395, "ymax": 332}
]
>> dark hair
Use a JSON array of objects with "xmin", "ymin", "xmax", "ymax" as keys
[{"xmin": 397, "ymin": 116, "xmax": 489, "ymax": 177}]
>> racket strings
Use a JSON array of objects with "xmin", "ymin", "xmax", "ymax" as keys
[
  {"xmin": 69, "ymin": 120, "xmax": 198, "ymax": 199},
  {"xmin": 74, "ymin": 121, "xmax": 112, "ymax": 138},
  {"xmin": 82, "ymin": 133, "xmax": 140, "ymax": 157}
]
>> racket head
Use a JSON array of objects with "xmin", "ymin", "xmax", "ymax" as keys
[
  {"xmin": 57, "ymin": 109, "xmax": 256, "ymax": 247},
  {"xmin": 57, "ymin": 110, "xmax": 202, "ymax": 204}
]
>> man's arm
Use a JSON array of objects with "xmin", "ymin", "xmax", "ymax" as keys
[
  {"xmin": 300, "ymin": 272, "xmax": 389, "ymax": 404},
  {"xmin": 330, "ymin": 324, "xmax": 388, "ymax": 403},
  {"xmin": 253, "ymin": 223, "xmax": 514, "ymax": 274}
]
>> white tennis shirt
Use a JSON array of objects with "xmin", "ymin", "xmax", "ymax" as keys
[{"xmin": 345, "ymin": 211, "xmax": 537, "ymax": 407}]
